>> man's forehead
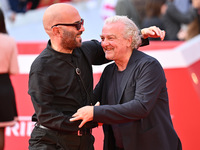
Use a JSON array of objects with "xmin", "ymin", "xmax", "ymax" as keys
[{"xmin": 100, "ymin": 33, "xmax": 117, "ymax": 37}]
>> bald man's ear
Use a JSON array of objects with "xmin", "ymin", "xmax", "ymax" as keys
[{"xmin": 52, "ymin": 27, "xmax": 61, "ymax": 36}]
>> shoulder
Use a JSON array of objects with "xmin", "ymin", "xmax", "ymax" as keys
[
  {"xmin": 78, "ymin": 40, "xmax": 106, "ymax": 65},
  {"xmin": 80, "ymin": 40, "xmax": 102, "ymax": 52},
  {"xmin": 166, "ymin": 2, "xmax": 177, "ymax": 12},
  {"xmin": 132, "ymin": 51, "xmax": 165, "ymax": 80},
  {"xmin": 30, "ymin": 49, "xmax": 52, "ymax": 72},
  {"xmin": 0, "ymin": 33, "xmax": 17, "ymax": 54},
  {"xmin": 0, "ymin": 33, "xmax": 16, "ymax": 44},
  {"xmin": 135, "ymin": 50, "xmax": 161, "ymax": 67}
]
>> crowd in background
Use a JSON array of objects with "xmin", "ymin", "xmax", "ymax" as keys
[
  {"xmin": 101, "ymin": 0, "xmax": 200, "ymax": 41},
  {"xmin": 0, "ymin": 0, "xmax": 199, "ymax": 41}
]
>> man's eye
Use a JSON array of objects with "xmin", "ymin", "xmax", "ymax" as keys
[{"xmin": 108, "ymin": 37, "xmax": 115, "ymax": 40}]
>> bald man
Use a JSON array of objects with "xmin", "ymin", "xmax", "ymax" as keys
[{"xmin": 28, "ymin": 3, "xmax": 165, "ymax": 150}]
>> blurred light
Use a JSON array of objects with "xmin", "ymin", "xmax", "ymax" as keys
[{"xmin": 191, "ymin": 72, "xmax": 199, "ymax": 85}]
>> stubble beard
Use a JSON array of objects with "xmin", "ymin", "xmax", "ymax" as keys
[{"xmin": 61, "ymin": 30, "xmax": 82, "ymax": 51}]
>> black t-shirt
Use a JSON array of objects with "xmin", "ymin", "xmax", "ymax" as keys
[{"xmin": 111, "ymin": 66, "xmax": 126, "ymax": 148}]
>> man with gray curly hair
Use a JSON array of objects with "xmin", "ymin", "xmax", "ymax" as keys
[{"xmin": 71, "ymin": 15, "xmax": 182, "ymax": 150}]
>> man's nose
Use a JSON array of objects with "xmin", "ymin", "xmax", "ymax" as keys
[{"xmin": 79, "ymin": 25, "xmax": 85, "ymax": 32}]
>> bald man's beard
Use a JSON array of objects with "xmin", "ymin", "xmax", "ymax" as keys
[{"xmin": 61, "ymin": 30, "xmax": 82, "ymax": 51}]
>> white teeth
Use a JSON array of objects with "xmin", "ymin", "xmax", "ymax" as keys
[{"xmin": 105, "ymin": 48, "xmax": 112, "ymax": 51}]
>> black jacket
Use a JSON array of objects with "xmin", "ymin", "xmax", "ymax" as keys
[{"xmin": 93, "ymin": 50, "xmax": 182, "ymax": 150}]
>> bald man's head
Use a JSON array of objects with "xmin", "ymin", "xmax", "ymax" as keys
[{"xmin": 43, "ymin": 3, "xmax": 81, "ymax": 34}]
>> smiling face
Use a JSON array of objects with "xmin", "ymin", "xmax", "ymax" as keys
[{"xmin": 100, "ymin": 22, "xmax": 132, "ymax": 62}]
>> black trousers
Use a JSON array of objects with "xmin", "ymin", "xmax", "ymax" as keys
[{"xmin": 29, "ymin": 126, "xmax": 94, "ymax": 150}]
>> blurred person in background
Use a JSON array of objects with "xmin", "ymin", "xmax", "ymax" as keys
[
  {"xmin": 174, "ymin": 0, "xmax": 191, "ymax": 13},
  {"xmin": 0, "ymin": 0, "xmax": 17, "ymax": 22},
  {"xmin": 142, "ymin": 0, "xmax": 166, "ymax": 40},
  {"xmin": 115, "ymin": 0, "xmax": 141, "ymax": 28},
  {"xmin": 185, "ymin": 0, "xmax": 200, "ymax": 40},
  {"xmin": 132, "ymin": 0, "xmax": 147, "ymax": 28},
  {"xmin": 161, "ymin": 0, "xmax": 198, "ymax": 40},
  {"xmin": 178, "ymin": 0, "xmax": 200, "ymax": 40},
  {"xmin": 0, "ymin": 0, "xmax": 40, "ymax": 22},
  {"xmin": 26, "ymin": 0, "xmax": 41, "ymax": 10},
  {"xmin": 0, "ymin": 8, "xmax": 19, "ymax": 150},
  {"xmin": 8, "ymin": 0, "xmax": 28, "ymax": 14},
  {"xmin": 115, "ymin": 0, "xmax": 147, "ymax": 28},
  {"xmin": 100, "ymin": 0, "xmax": 118, "ymax": 20},
  {"xmin": 8, "ymin": 0, "xmax": 41, "ymax": 13}
]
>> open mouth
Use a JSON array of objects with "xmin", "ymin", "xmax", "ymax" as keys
[{"xmin": 104, "ymin": 46, "xmax": 114, "ymax": 51}]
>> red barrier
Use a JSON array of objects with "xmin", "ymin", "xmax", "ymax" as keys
[{"xmin": 4, "ymin": 39, "xmax": 200, "ymax": 150}]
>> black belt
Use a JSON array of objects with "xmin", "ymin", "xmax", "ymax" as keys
[{"xmin": 35, "ymin": 123, "xmax": 92, "ymax": 136}]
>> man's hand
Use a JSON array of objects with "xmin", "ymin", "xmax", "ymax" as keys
[
  {"xmin": 141, "ymin": 26, "xmax": 165, "ymax": 41},
  {"xmin": 70, "ymin": 102, "xmax": 100, "ymax": 128}
]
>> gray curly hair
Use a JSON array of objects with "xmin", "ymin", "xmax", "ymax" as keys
[{"xmin": 104, "ymin": 16, "xmax": 142, "ymax": 49}]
